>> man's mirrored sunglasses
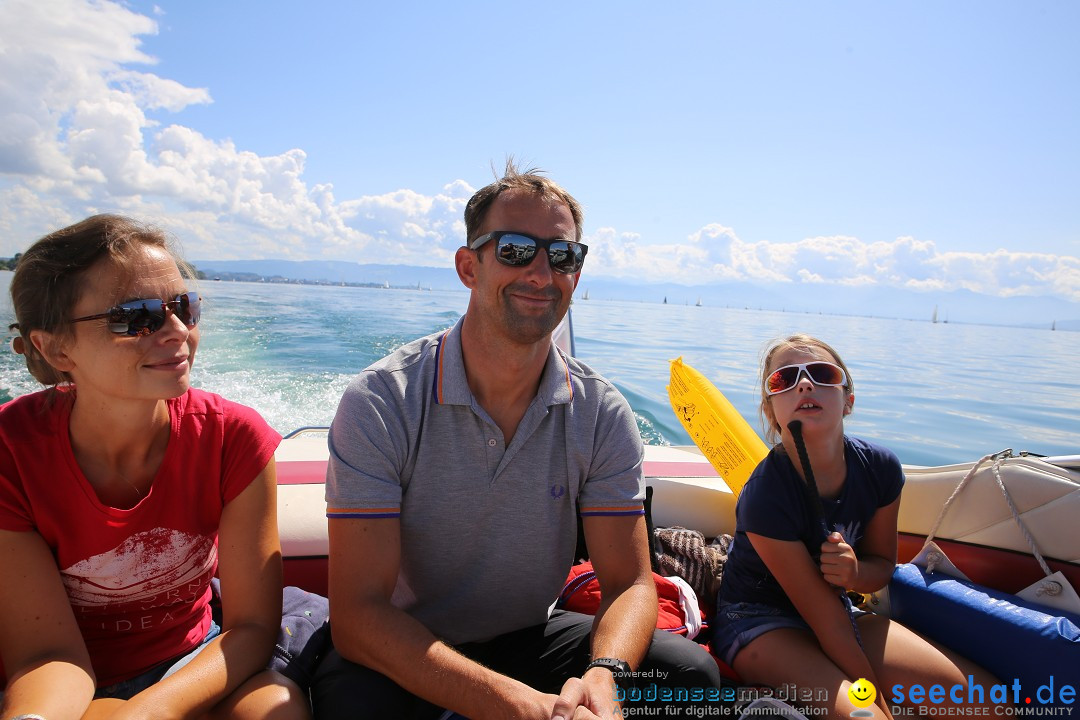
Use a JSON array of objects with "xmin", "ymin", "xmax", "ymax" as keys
[
  {"xmin": 71, "ymin": 292, "xmax": 202, "ymax": 336},
  {"xmin": 469, "ymin": 231, "xmax": 588, "ymax": 275}
]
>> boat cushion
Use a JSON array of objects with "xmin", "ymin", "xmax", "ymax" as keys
[
  {"xmin": 270, "ymin": 585, "xmax": 332, "ymax": 688},
  {"xmin": 887, "ymin": 563, "xmax": 1079, "ymax": 708},
  {"xmin": 211, "ymin": 580, "xmax": 330, "ymax": 689}
]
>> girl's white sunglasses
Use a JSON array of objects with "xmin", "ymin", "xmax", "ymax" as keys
[{"xmin": 766, "ymin": 361, "xmax": 847, "ymax": 396}]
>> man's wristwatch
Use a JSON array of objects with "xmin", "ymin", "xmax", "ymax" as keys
[{"xmin": 585, "ymin": 657, "xmax": 633, "ymax": 692}]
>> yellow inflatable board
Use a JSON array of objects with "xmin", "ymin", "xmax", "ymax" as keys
[{"xmin": 667, "ymin": 357, "xmax": 769, "ymax": 497}]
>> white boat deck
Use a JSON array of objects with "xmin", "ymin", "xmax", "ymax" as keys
[{"xmin": 276, "ymin": 432, "xmax": 1080, "ymax": 568}]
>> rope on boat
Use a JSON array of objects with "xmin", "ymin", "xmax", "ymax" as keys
[
  {"xmin": 988, "ymin": 460, "xmax": 1059, "ymax": 594},
  {"xmin": 922, "ymin": 448, "xmax": 1061, "ymax": 596},
  {"xmin": 922, "ymin": 450, "xmax": 1007, "ymax": 552}
]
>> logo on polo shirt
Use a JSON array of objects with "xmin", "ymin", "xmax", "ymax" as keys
[{"xmin": 550, "ymin": 484, "xmax": 566, "ymax": 499}]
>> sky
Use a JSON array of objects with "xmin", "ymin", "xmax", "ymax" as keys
[{"xmin": 1, "ymin": 0, "xmax": 1078, "ymax": 303}]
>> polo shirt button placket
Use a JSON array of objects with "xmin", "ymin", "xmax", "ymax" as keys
[{"xmin": 488, "ymin": 438, "xmax": 497, "ymax": 447}]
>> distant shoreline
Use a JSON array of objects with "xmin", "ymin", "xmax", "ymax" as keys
[
  {"xmin": 0, "ymin": 267, "xmax": 1073, "ymax": 333},
  {"xmin": 192, "ymin": 274, "xmax": 1075, "ymax": 334},
  {"xmin": 197, "ymin": 271, "xmax": 439, "ymax": 292}
]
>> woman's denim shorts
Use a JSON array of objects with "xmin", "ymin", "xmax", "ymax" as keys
[
  {"xmin": 0, "ymin": 623, "xmax": 222, "ymax": 703},
  {"xmin": 94, "ymin": 622, "xmax": 222, "ymax": 700}
]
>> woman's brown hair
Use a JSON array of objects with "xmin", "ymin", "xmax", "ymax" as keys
[{"xmin": 10, "ymin": 214, "xmax": 193, "ymax": 387}]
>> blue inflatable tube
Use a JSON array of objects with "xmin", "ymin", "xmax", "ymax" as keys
[{"xmin": 888, "ymin": 563, "xmax": 1079, "ymax": 708}]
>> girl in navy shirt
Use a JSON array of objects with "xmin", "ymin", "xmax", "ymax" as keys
[{"xmin": 713, "ymin": 334, "xmax": 998, "ymax": 720}]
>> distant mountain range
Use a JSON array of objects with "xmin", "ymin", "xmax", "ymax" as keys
[{"xmin": 191, "ymin": 258, "xmax": 1079, "ymax": 331}]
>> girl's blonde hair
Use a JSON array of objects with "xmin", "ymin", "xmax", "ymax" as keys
[{"xmin": 758, "ymin": 334, "xmax": 854, "ymax": 445}]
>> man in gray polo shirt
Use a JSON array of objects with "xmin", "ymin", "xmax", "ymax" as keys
[{"xmin": 312, "ymin": 164, "xmax": 722, "ymax": 719}]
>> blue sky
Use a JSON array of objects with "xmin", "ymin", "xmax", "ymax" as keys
[{"xmin": 1, "ymin": 0, "xmax": 1077, "ymax": 302}]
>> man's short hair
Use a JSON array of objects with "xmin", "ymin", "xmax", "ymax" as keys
[{"xmin": 464, "ymin": 159, "xmax": 584, "ymax": 243}]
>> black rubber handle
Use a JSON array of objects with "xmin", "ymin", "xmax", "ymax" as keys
[{"xmin": 787, "ymin": 419, "xmax": 829, "ymax": 540}]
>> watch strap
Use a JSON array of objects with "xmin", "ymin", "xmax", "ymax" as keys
[{"xmin": 585, "ymin": 657, "xmax": 633, "ymax": 690}]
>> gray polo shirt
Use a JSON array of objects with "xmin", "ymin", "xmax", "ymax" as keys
[{"xmin": 326, "ymin": 315, "xmax": 644, "ymax": 644}]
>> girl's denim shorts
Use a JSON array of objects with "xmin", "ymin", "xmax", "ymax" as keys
[{"xmin": 711, "ymin": 601, "xmax": 866, "ymax": 667}]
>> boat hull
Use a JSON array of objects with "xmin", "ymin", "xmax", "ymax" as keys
[{"xmin": 276, "ymin": 435, "xmax": 1080, "ymax": 597}]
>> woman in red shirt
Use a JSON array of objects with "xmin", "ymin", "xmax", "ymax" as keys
[{"xmin": 0, "ymin": 215, "xmax": 311, "ymax": 720}]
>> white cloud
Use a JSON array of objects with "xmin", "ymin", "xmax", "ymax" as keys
[
  {"xmin": 0, "ymin": 0, "xmax": 1076, "ymax": 305},
  {"xmin": 109, "ymin": 70, "xmax": 210, "ymax": 113},
  {"xmin": 0, "ymin": 0, "xmax": 180, "ymax": 181},
  {"xmin": 585, "ymin": 226, "xmax": 1080, "ymax": 302},
  {"xmin": 930, "ymin": 250, "xmax": 1080, "ymax": 301},
  {"xmin": 0, "ymin": 185, "xmax": 74, "ymax": 240},
  {"xmin": 0, "ymin": 0, "xmax": 467, "ymax": 266}
]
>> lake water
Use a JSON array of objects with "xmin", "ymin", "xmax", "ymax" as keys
[{"xmin": 1, "ymin": 274, "xmax": 1077, "ymax": 467}]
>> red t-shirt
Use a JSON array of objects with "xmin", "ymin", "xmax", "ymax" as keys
[{"xmin": 0, "ymin": 388, "xmax": 281, "ymax": 686}]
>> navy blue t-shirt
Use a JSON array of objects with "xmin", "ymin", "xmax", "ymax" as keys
[{"xmin": 717, "ymin": 436, "xmax": 904, "ymax": 613}]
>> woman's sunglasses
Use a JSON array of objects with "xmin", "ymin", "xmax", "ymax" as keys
[
  {"xmin": 766, "ymin": 361, "xmax": 848, "ymax": 396},
  {"xmin": 469, "ymin": 231, "xmax": 588, "ymax": 275},
  {"xmin": 71, "ymin": 292, "xmax": 202, "ymax": 337}
]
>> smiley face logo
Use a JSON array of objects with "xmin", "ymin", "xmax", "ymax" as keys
[{"xmin": 848, "ymin": 678, "xmax": 877, "ymax": 710}]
